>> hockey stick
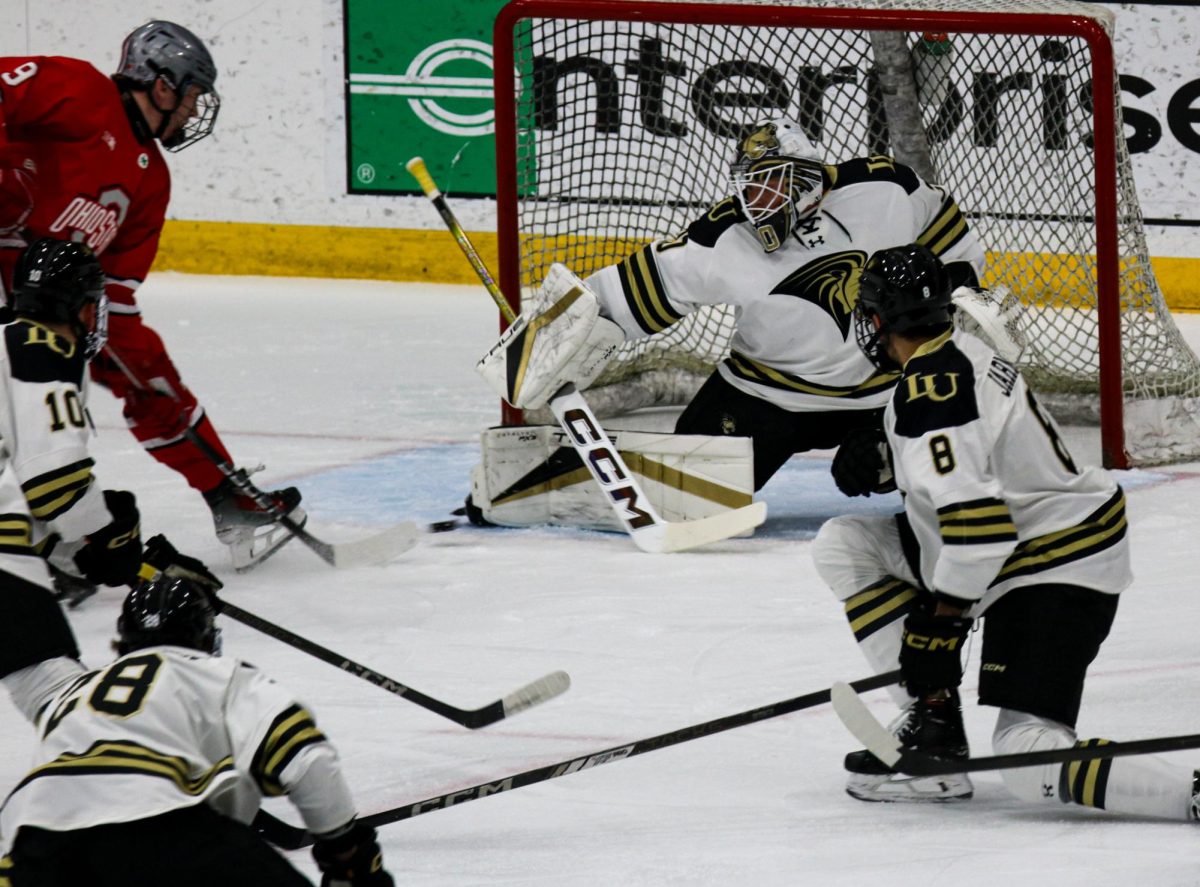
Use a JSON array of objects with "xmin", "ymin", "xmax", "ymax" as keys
[
  {"xmin": 405, "ymin": 157, "xmax": 767, "ymax": 552},
  {"xmin": 255, "ymin": 669, "xmax": 901, "ymax": 849},
  {"xmin": 100, "ymin": 345, "xmax": 418, "ymax": 569},
  {"xmin": 831, "ymin": 681, "xmax": 1200, "ymax": 776},
  {"xmin": 220, "ymin": 598, "xmax": 570, "ymax": 728}
]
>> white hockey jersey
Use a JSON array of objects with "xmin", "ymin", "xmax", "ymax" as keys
[
  {"xmin": 0, "ymin": 319, "xmax": 113, "ymax": 587},
  {"xmin": 0, "ymin": 646, "xmax": 357, "ymax": 853},
  {"xmin": 886, "ymin": 329, "xmax": 1131, "ymax": 612},
  {"xmin": 587, "ymin": 156, "xmax": 985, "ymax": 412}
]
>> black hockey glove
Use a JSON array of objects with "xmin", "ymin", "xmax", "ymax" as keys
[
  {"xmin": 312, "ymin": 822, "xmax": 394, "ymax": 887},
  {"xmin": 141, "ymin": 533, "xmax": 223, "ymax": 600},
  {"xmin": 831, "ymin": 426, "xmax": 897, "ymax": 497},
  {"xmin": 73, "ymin": 490, "xmax": 142, "ymax": 587},
  {"xmin": 899, "ymin": 608, "xmax": 972, "ymax": 698}
]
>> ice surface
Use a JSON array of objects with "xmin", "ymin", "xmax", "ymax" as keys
[{"xmin": 2, "ymin": 273, "xmax": 1199, "ymax": 886}]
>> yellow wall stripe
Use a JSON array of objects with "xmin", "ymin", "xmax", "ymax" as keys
[{"xmin": 153, "ymin": 221, "xmax": 1200, "ymax": 312}]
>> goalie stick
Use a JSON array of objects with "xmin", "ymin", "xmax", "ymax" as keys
[
  {"xmin": 220, "ymin": 598, "xmax": 569, "ymax": 729},
  {"xmin": 101, "ymin": 344, "xmax": 418, "ymax": 570},
  {"xmin": 405, "ymin": 156, "xmax": 767, "ymax": 553},
  {"xmin": 831, "ymin": 681, "xmax": 1200, "ymax": 776},
  {"xmin": 254, "ymin": 669, "xmax": 901, "ymax": 849}
]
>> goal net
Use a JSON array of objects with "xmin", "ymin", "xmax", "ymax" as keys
[{"xmin": 492, "ymin": 0, "xmax": 1200, "ymax": 467}]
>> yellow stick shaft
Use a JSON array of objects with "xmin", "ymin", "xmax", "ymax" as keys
[{"xmin": 405, "ymin": 157, "xmax": 516, "ymax": 324}]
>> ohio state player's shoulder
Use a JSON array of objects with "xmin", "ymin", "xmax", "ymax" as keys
[
  {"xmin": 3, "ymin": 321, "xmax": 87, "ymax": 386},
  {"xmin": 827, "ymin": 155, "xmax": 921, "ymax": 195},
  {"xmin": 21, "ymin": 57, "xmax": 118, "ymax": 135}
]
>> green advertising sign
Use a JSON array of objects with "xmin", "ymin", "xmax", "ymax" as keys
[{"xmin": 344, "ymin": 0, "xmax": 505, "ymax": 196}]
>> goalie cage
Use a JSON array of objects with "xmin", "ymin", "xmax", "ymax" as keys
[{"xmin": 491, "ymin": 0, "xmax": 1200, "ymax": 468}]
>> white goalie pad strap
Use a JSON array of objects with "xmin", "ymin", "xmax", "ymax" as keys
[
  {"xmin": 471, "ymin": 426, "xmax": 755, "ymax": 532},
  {"xmin": 476, "ymin": 263, "xmax": 624, "ymax": 411}
]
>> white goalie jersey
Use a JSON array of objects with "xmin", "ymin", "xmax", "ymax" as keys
[
  {"xmin": 585, "ymin": 156, "xmax": 985, "ymax": 412},
  {"xmin": 0, "ymin": 646, "xmax": 357, "ymax": 853},
  {"xmin": 885, "ymin": 328, "xmax": 1132, "ymax": 611}
]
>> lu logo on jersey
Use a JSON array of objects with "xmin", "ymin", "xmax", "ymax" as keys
[{"xmin": 769, "ymin": 250, "xmax": 866, "ymax": 340}]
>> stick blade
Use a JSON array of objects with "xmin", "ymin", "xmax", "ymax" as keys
[
  {"xmin": 501, "ymin": 669, "xmax": 571, "ymax": 718},
  {"xmin": 330, "ymin": 521, "xmax": 420, "ymax": 567},
  {"xmin": 831, "ymin": 681, "xmax": 902, "ymax": 768},
  {"xmin": 638, "ymin": 501, "xmax": 767, "ymax": 553}
]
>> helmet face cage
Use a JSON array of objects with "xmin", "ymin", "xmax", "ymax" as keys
[
  {"xmin": 116, "ymin": 21, "xmax": 220, "ymax": 151},
  {"xmin": 158, "ymin": 89, "xmax": 220, "ymax": 152},
  {"xmin": 84, "ymin": 293, "xmax": 110, "ymax": 360},
  {"xmin": 853, "ymin": 271, "xmax": 899, "ymax": 371},
  {"xmin": 730, "ymin": 119, "xmax": 825, "ymax": 252}
]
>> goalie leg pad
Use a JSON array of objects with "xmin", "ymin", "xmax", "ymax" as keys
[
  {"xmin": 476, "ymin": 264, "xmax": 624, "ymax": 410},
  {"xmin": 471, "ymin": 426, "xmax": 755, "ymax": 533}
]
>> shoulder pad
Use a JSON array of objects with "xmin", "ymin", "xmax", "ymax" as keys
[
  {"xmin": 5, "ymin": 322, "xmax": 86, "ymax": 385},
  {"xmin": 685, "ymin": 197, "xmax": 745, "ymax": 248},
  {"xmin": 892, "ymin": 339, "xmax": 978, "ymax": 437},
  {"xmin": 829, "ymin": 156, "xmax": 921, "ymax": 195}
]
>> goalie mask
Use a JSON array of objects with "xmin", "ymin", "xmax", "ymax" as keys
[
  {"xmin": 853, "ymin": 244, "xmax": 953, "ymax": 371},
  {"xmin": 115, "ymin": 20, "xmax": 220, "ymax": 151},
  {"xmin": 11, "ymin": 237, "xmax": 109, "ymax": 359},
  {"xmin": 730, "ymin": 118, "xmax": 826, "ymax": 253}
]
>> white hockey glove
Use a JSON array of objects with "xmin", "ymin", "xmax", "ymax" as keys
[{"xmin": 476, "ymin": 263, "xmax": 624, "ymax": 411}]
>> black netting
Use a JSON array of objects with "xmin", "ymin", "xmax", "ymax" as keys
[{"xmin": 502, "ymin": 3, "xmax": 1200, "ymax": 463}]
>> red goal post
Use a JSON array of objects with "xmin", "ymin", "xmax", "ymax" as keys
[{"xmin": 492, "ymin": 0, "xmax": 1194, "ymax": 468}]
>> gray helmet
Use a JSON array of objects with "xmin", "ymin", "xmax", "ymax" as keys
[{"xmin": 115, "ymin": 21, "xmax": 220, "ymax": 151}]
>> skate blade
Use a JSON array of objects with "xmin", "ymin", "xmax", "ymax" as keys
[
  {"xmin": 846, "ymin": 771, "xmax": 974, "ymax": 803},
  {"xmin": 228, "ymin": 522, "xmax": 302, "ymax": 573}
]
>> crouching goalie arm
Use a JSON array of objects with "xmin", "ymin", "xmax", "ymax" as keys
[{"xmin": 477, "ymin": 263, "xmax": 625, "ymax": 410}]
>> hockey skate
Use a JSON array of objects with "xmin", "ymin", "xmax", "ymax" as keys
[
  {"xmin": 205, "ymin": 471, "xmax": 306, "ymax": 572},
  {"xmin": 844, "ymin": 689, "xmax": 974, "ymax": 803}
]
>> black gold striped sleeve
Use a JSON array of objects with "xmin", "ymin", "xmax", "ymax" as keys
[
  {"xmin": 936, "ymin": 497, "xmax": 1019, "ymax": 545},
  {"xmin": 993, "ymin": 488, "xmax": 1127, "ymax": 585},
  {"xmin": 843, "ymin": 577, "xmax": 921, "ymax": 642},
  {"xmin": 21, "ymin": 458, "xmax": 96, "ymax": 521},
  {"xmin": 250, "ymin": 704, "xmax": 328, "ymax": 796},
  {"xmin": 615, "ymin": 244, "xmax": 686, "ymax": 335},
  {"xmin": 0, "ymin": 513, "xmax": 34, "ymax": 554},
  {"xmin": 915, "ymin": 193, "xmax": 970, "ymax": 257}
]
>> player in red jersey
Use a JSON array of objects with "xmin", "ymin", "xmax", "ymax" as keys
[{"xmin": 0, "ymin": 21, "xmax": 304, "ymax": 571}]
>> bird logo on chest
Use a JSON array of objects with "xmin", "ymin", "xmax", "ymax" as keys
[{"xmin": 769, "ymin": 250, "xmax": 867, "ymax": 340}]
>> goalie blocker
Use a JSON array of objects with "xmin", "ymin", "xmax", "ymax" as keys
[{"xmin": 472, "ymin": 426, "xmax": 756, "ymax": 532}]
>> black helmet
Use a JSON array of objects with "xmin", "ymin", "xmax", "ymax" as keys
[
  {"xmin": 117, "ymin": 575, "xmax": 221, "ymax": 655},
  {"xmin": 853, "ymin": 243, "xmax": 953, "ymax": 370},
  {"xmin": 11, "ymin": 238, "xmax": 109, "ymax": 359},
  {"xmin": 730, "ymin": 118, "xmax": 825, "ymax": 253},
  {"xmin": 115, "ymin": 20, "xmax": 220, "ymax": 151}
]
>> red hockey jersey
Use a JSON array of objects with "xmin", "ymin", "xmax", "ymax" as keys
[{"xmin": 0, "ymin": 55, "xmax": 171, "ymax": 308}]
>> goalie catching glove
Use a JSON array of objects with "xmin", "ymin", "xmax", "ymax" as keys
[{"xmin": 476, "ymin": 263, "xmax": 624, "ymax": 410}]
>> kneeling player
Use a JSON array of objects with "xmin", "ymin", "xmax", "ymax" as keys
[
  {"xmin": 811, "ymin": 243, "xmax": 1197, "ymax": 820},
  {"xmin": 0, "ymin": 555, "xmax": 394, "ymax": 886}
]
